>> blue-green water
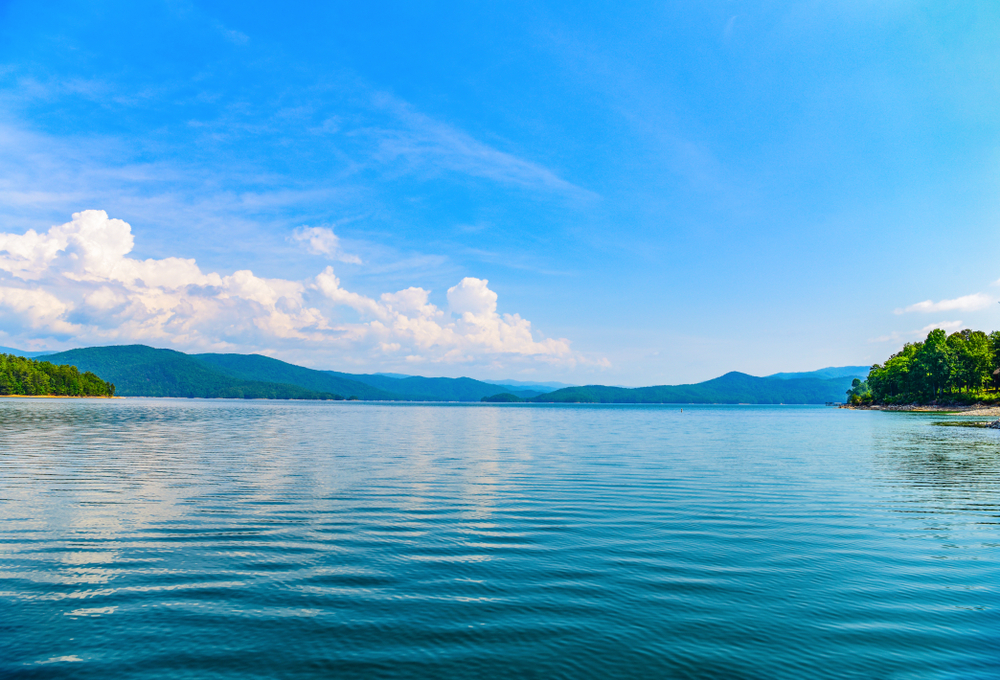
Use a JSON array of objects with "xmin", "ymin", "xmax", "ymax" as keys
[{"xmin": 1, "ymin": 400, "xmax": 998, "ymax": 679}]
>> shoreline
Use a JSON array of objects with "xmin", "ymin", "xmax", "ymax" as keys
[
  {"xmin": 0, "ymin": 394, "xmax": 120, "ymax": 399},
  {"xmin": 842, "ymin": 403, "xmax": 1000, "ymax": 416}
]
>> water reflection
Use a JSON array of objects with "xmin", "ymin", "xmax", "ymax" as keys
[
  {"xmin": 870, "ymin": 413, "xmax": 1000, "ymax": 499},
  {"xmin": 1, "ymin": 401, "xmax": 999, "ymax": 679}
]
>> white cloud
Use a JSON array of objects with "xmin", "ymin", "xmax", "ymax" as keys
[
  {"xmin": 448, "ymin": 277, "xmax": 497, "ymax": 316},
  {"xmin": 919, "ymin": 320, "xmax": 965, "ymax": 334},
  {"xmin": 289, "ymin": 226, "xmax": 362, "ymax": 264},
  {"xmin": 0, "ymin": 286, "xmax": 75, "ymax": 334},
  {"xmin": 894, "ymin": 292, "xmax": 993, "ymax": 314},
  {"xmin": 869, "ymin": 320, "xmax": 964, "ymax": 344},
  {"xmin": 0, "ymin": 211, "xmax": 593, "ymax": 370}
]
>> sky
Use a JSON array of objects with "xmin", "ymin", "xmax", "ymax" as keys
[{"xmin": 1, "ymin": 1, "xmax": 999, "ymax": 386}]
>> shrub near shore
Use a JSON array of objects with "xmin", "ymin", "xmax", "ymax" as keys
[
  {"xmin": 857, "ymin": 328, "xmax": 1000, "ymax": 405},
  {"xmin": 0, "ymin": 353, "xmax": 115, "ymax": 397}
]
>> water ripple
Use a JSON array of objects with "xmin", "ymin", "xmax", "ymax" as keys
[{"xmin": 1, "ymin": 400, "xmax": 999, "ymax": 679}]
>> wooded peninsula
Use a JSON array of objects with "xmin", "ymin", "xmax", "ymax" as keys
[
  {"xmin": 848, "ymin": 328, "xmax": 1000, "ymax": 406},
  {"xmin": 0, "ymin": 353, "xmax": 116, "ymax": 397}
]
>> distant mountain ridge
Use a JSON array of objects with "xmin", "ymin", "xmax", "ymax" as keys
[
  {"xmin": 30, "ymin": 345, "xmax": 864, "ymax": 403},
  {"xmin": 0, "ymin": 346, "xmax": 54, "ymax": 358},
  {"xmin": 766, "ymin": 366, "xmax": 870, "ymax": 381},
  {"xmin": 525, "ymin": 371, "xmax": 857, "ymax": 404},
  {"xmin": 489, "ymin": 379, "xmax": 576, "ymax": 390},
  {"xmin": 192, "ymin": 353, "xmax": 397, "ymax": 400},
  {"xmin": 374, "ymin": 371, "xmax": 576, "ymax": 392},
  {"xmin": 41, "ymin": 346, "xmax": 551, "ymax": 401},
  {"xmin": 321, "ymin": 371, "xmax": 544, "ymax": 400},
  {"xmin": 193, "ymin": 353, "xmax": 546, "ymax": 401},
  {"xmin": 371, "ymin": 373, "xmax": 570, "ymax": 392}
]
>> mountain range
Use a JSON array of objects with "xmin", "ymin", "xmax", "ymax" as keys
[
  {"xmin": 766, "ymin": 366, "xmax": 870, "ymax": 380},
  {"xmin": 7, "ymin": 344, "xmax": 868, "ymax": 404},
  {"xmin": 0, "ymin": 346, "xmax": 54, "ymax": 358},
  {"xmin": 522, "ymin": 371, "xmax": 861, "ymax": 404},
  {"xmin": 40, "ymin": 346, "xmax": 549, "ymax": 401}
]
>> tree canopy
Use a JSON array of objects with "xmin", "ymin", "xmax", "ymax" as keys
[
  {"xmin": 0, "ymin": 353, "xmax": 115, "ymax": 397},
  {"xmin": 865, "ymin": 328, "xmax": 1000, "ymax": 404}
]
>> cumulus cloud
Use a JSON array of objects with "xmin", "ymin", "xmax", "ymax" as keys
[
  {"xmin": 869, "ymin": 320, "xmax": 964, "ymax": 344},
  {"xmin": 0, "ymin": 211, "xmax": 589, "ymax": 369},
  {"xmin": 895, "ymin": 292, "xmax": 993, "ymax": 314},
  {"xmin": 920, "ymin": 320, "xmax": 965, "ymax": 334},
  {"xmin": 289, "ymin": 226, "xmax": 362, "ymax": 264}
]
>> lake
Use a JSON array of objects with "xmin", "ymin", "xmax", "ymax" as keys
[{"xmin": 1, "ymin": 400, "xmax": 998, "ymax": 679}]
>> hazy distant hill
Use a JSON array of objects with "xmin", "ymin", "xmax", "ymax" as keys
[
  {"xmin": 489, "ymin": 379, "xmax": 571, "ymax": 391},
  {"xmin": 528, "ymin": 372, "xmax": 854, "ymax": 404},
  {"xmin": 195, "ymin": 353, "xmax": 543, "ymax": 400},
  {"xmin": 766, "ymin": 366, "xmax": 869, "ymax": 381},
  {"xmin": 325, "ymin": 371, "xmax": 542, "ymax": 401},
  {"xmin": 45, "ymin": 346, "xmax": 341, "ymax": 400},
  {"xmin": 0, "ymin": 346, "xmax": 54, "ymax": 358},
  {"xmin": 372, "ymin": 374, "xmax": 569, "ymax": 392},
  {"xmin": 38, "ymin": 344, "xmax": 859, "ymax": 403},
  {"xmin": 193, "ymin": 353, "xmax": 397, "ymax": 400}
]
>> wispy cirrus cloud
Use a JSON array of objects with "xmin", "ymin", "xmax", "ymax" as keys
[
  {"xmin": 362, "ymin": 93, "xmax": 596, "ymax": 200},
  {"xmin": 0, "ymin": 67, "xmax": 592, "ymax": 279},
  {"xmin": 0, "ymin": 70, "xmax": 590, "ymax": 203},
  {"xmin": 894, "ymin": 292, "xmax": 993, "ymax": 314}
]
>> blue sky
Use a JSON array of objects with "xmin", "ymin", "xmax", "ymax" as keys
[{"xmin": 1, "ymin": 1, "xmax": 999, "ymax": 385}]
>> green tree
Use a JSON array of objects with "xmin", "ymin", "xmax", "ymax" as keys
[
  {"xmin": 868, "ymin": 341, "xmax": 920, "ymax": 403},
  {"xmin": 949, "ymin": 330, "xmax": 992, "ymax": 393},
  {"xmin": 914, "ymin": 329, "xmax": 953, "ymax": 400},
  {"xmin": 846, "ymin": 378, "xmax": 871, "ymax": 405},
  {"xmin": 0, "ymin": 354, "xmax": 114, "ymax": 397}
]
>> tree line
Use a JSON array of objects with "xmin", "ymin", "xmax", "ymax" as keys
[
  {"xmin": 0, "ymin": 354, "xmax": 115, "ymax": 397},
  {"xmin": 852, "ymin": 328, "xmax": 1000, "ymax": 405}
]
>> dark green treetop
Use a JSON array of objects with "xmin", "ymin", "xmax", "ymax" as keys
[{"xmin": 867, "ymin": 327, "xmax": 1000, "ymax": 404}]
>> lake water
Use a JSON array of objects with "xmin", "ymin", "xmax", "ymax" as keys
[{"xmin": 1, "ymin": 400, "xmax": 998, "ymax": 679}]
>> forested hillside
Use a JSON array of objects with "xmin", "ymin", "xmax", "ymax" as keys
[
  {"xmin": 45, "ymin": 346, "xmax": 341, "ymax": 399},
  {"xmin": 193, "ymin": 353, "xmax": 396, "ymax": 400},
  {"xmin": 35, "ymin": 343, "xmax": 871, "ymax": 404},
  {"xmin": 0, "ymin": 354, "xmax": 115, "ymax": 396},
  {"xmin": 47, "ymin": 345, "xmax": 546, "ymax": 401},
  {"xmin": 194, "ymin": 354, "xmax": 543, "ymax": 400}
]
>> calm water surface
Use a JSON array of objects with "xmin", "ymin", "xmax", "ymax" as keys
[{"xmin": 1, "ymin": 400, "xmax": 998, "ymax": 679}]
